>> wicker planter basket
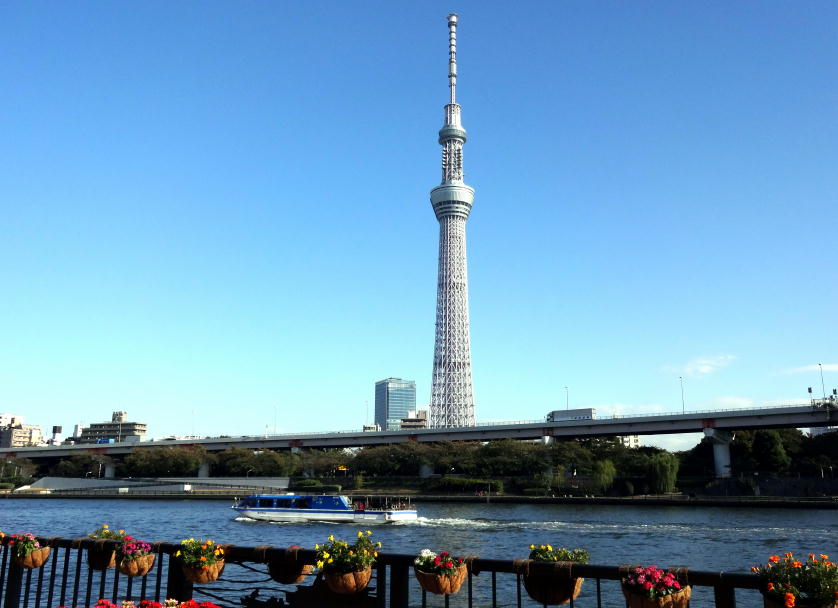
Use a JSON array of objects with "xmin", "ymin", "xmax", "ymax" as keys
[
  {"xmin": 763, "ymin": 595, "xmax": 838, "ymax": 608},
  {"xmin": 182, "ymin": 560, "xmax": 225, "ymax": 584},
  {"xmin": 324, "ymin": 568, "xmax": 373, "ymax": 595},
  {"xmin": 15, "ymin": 547, "xmax": 51, "ymax": 570},
  {"xmin": 118, "ymin": 554, "xmax": 156, "ymax": 578},
  {"xmin": 268, "ymin": 561, "xmax": 313, "ymax": 585},
  {"xmin": 415, "ymin": 563, "xmax": 468, "ymax": 595},
  {"xmin": 523, "ymin": 572, "xmax": 583, "ymax": 606},
  {"xmin": 622, "ymin": 586, "xmax": 692, "ymax": 608},
  {"xmin": 87, "ymin": 545, "xmax": 117, "ymax": 570}
]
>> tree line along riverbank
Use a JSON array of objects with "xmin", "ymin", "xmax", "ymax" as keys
[{"xmin": 2, "ymin": 428, "xmax": 835, "ymax": 498}]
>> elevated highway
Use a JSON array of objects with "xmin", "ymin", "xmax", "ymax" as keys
[{"xmin": 3, "ymin": 404, "xmax": 834, "ymax": 464}]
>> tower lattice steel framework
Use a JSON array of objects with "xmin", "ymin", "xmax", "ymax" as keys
[{"xmin": 429, "ymin": 14, "xmax": 476, "ymax": 428}]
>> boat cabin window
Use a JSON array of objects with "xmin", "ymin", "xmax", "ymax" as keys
[
  {"xmin": 295, "ymin": 497, "xmax": 311, "ymax": 509},
  {"xmin": 241, "ymin": 497, "xmax": 257, "ymax": 507},
  {"xmin": 274, "ymin": 498, "xmax": 293, "ymax": 508},
  {"xmin": 257, "ymin": 498, "xmax": 274, "ymax": 508}
]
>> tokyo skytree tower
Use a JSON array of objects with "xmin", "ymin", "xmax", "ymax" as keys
[{"xmin": 429, "ymin": 14, "xmax": 476, "ymax": 428}]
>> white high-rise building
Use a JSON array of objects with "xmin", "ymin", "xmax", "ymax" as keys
[{"xmin": 429, "ymin": 14, "xmax": 477, "ymax": 428}]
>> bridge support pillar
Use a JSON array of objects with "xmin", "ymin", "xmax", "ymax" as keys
[
  {"xmin": 198, "ymin": 461, "xmax": 210, "ymax": 478},
  {"xmin": 703, "ymin": 429, "xmax": 734, "ymax": 478},
  {"xmin": 104, "ymin": 464, "xmax": 115, "ymax": 478}
]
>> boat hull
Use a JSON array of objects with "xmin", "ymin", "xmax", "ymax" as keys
[{"xmin": 233, "ymin": 507, "xmax": 417, "ymax": 523}]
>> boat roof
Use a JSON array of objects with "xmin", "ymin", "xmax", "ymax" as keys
[{"xmin": 242, "ymin": 493, "xmax": 349, "ymax": 499}]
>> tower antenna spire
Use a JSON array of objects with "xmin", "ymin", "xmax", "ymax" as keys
[{"xmin": 447, "ymin": 13, "xmax": 458, "ymax": 104}]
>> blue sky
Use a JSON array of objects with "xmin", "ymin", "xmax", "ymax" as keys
[{"xmin": 1, "ymin": 2, "xmax": 836, "ymax": 451}]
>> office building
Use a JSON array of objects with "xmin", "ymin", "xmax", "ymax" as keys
[{"xmin": 375, "ymin": 378, "xmax": 416, "ymax": 431}]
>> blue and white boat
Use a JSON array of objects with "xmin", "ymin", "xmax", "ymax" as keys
[{"xmin": 232, "ymin": 494, "xmax": 418, "ymax": 523}]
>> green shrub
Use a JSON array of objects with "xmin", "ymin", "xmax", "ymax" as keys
[
  {"xmin": 522, "ymin": 487, "xmax": 548, "ymax": 496},
  {"xmin": 430, "ymin": 476, "xmax": 503, "ymax": 493},
  {"xmin": 291, "ymin": 478, "xmax": 322, "ymax": 488}
]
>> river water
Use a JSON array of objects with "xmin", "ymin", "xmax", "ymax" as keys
[{"xmin": 1, "ymin": 499, "xmax": 835, "ymax": 607}]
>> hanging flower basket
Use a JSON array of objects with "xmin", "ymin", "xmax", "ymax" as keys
[
  {"xmin": 324, "ymin": 568, "xmax": 372, "ymax": 595},
  {"xmin": 622, "ymin": 585, "xmax": 692, "ymax": 608},
  {"xmin": 118, "ymin": 554, "xmax": 156, "ymax": 578},
  {"xmin": 15, "ymin": 547, "xmax": 51, "ymax": 570},
  {"xmin": 754, "ymin": 552, "xmax": 838, "ymax": 608},
  {"xmin": 763, "ymin": 595, "xmax": 838, "ymax": 608},
  {"xmin": 415, "ymin": 563, "xmax": 468, "ymax": 595},
  {"xmin": 269, "ymin": 561, "xmax": 313, "ymax": 585},
  {"xmin": 182, "ymin": 560, "xmax": 225, "ymax": 584},
  {"xmin": 521, "ymin": 565, "xmax": 584, "ymax": 606},
  {"xmin": 266, "ymin": 545, "xmax": 312, "ymax": 584},
  {"xmin": 88, "ymin": 545, "xmax": 117, "ymax": 570},
  {"xmin": 518, "ymin": 545, "xmax": 588, "ymax": 606}
]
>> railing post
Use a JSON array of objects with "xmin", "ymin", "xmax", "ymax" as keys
[
  {"xmin": 388, "ymin": 562, "xmax": 409, "ymax": 608},
  {"xmin": 3, "ymin": 560, "xmax": 23, "ymax": 608},
  {"xmin": 714, "ymin": 585, "xmax": 736, "ymax": 608},
  {"xmin": 165, "ymin": 556, "xmax": 193, "ymax": 602}
]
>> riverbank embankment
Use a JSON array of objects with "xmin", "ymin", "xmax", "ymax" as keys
[{"xmin": 3, "ymin": 489, "xmax": 836, "ymax": 509}]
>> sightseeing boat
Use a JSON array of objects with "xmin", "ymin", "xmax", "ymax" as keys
[{"xmin": 232, "ymin": 494, "xmax": 418, "ymax": 523}]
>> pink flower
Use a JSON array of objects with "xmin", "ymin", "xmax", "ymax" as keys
[{"xmin": 643, "ymin": 581, "xmax": 653, "ymax": 590}]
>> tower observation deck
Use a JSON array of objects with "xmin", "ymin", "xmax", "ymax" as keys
[{"xmin": 429, "ymin": 14, "xmax": 476, "ymax": 428}]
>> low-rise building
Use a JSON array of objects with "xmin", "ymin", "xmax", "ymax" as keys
[
  {"xmin": 0, "ymin": 413, "xmax": 25, "ymax": 427},
  {"xmin": 78, "ymin": 411, "xmax": 147, "ymax": 443},
  {"xmin": 400, "ymin": 409, "xmax": 428, "ymax": 430},
  {"xmin": 0, "ymin": 424, "xmax": 43, "ymax": 448}
]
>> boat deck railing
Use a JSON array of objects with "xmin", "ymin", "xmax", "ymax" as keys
[{"xmin": 1, "ymin": 536, "xmax": 762, "ymax": 608}]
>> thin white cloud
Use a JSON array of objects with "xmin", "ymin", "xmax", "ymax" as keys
[
  {"xmin": 782, "ymin": 363, "xmax": 838, "ymax": 375},
  {"xmin": 684, "ymin": 354, "xmax": 736, "ymax": 376},
  {"xmin": 701, "ymin": 396, "xmax": 754, "ymax": 410},
  {"xmin": 641, "ymin": 433, "xmax": 704, "ymax": 452},
  {"xmin": 662, "ymin": 354, "xmax": 736, "ymax": 377},
  {"xmin": 590, "ymin": 402, "xmax": 670, "ymax": 418}
]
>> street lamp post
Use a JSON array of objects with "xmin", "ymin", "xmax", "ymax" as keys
[
  {"xmin": 679, "ymin": 376, "xmax": 685, "ymax": 414},
  {"xmin": 565, "ymin": 386, "xmax": 569, "ymax": 410},
  {"xmin": 819, "ymin": 363, "xmax": 826, "ymax": 399}
]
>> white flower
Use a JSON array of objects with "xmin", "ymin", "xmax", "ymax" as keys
[{"xmin": 419, "ymin": 549, "xmax": 435, "ymax": 558}]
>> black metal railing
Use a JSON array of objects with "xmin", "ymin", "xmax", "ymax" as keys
[{"xmin": 0, "ymin": 537, "xmax": 763, "ymax": 608}]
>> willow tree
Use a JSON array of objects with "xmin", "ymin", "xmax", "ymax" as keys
[{"xmin": 647, "ymin": 452, "xmax": 679, "ymax": 494}]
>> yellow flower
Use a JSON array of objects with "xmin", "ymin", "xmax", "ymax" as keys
[
  {"xmin": 529, "ymin": 544, "xmax": 535, "ymax": 550},
  {"xmin": 207, "ymin": 540, "xmax": 213, "ymax": 546},
  {"xmin": 376, "ymin": 542, "xmax": 382, "ymax": 548},
  {"xmin": 322, "ymin": 552, "xmax": 330, "ymax": 559},
  {"xmin": 547, "ymin": 545, "xmax": 553, "ymax": 551},
  {"xmin": 374, "ymin": 552, "xmax": 378, "ymax": 557},
  {"xmin": 328, "ymin": 535, "xmax": 334, "ymax": 541},
  {"xmin": 175, "ymin": 551, "xmax": 181, "ymax": 557},
  {"xmin": 316, "ymin": 560, "xmax": 324, "ymax": 568},
  {"xmin": 327, "ymin": 558, "xmax": 333, "ymax": 564},
  {"xmin": 366, "ymin": 530, "xmax": 372, "ymax": 536},
  {"xmin": 357, "ymin": 531, "xmax": 364, "ymax": 538},
  {"xmin": 118, "ymin": 529, "xmax": 124, "ymax": 535},
  {"xmin": 314, "ymin": 544, "xmax": 319, "ymax": 549}
]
